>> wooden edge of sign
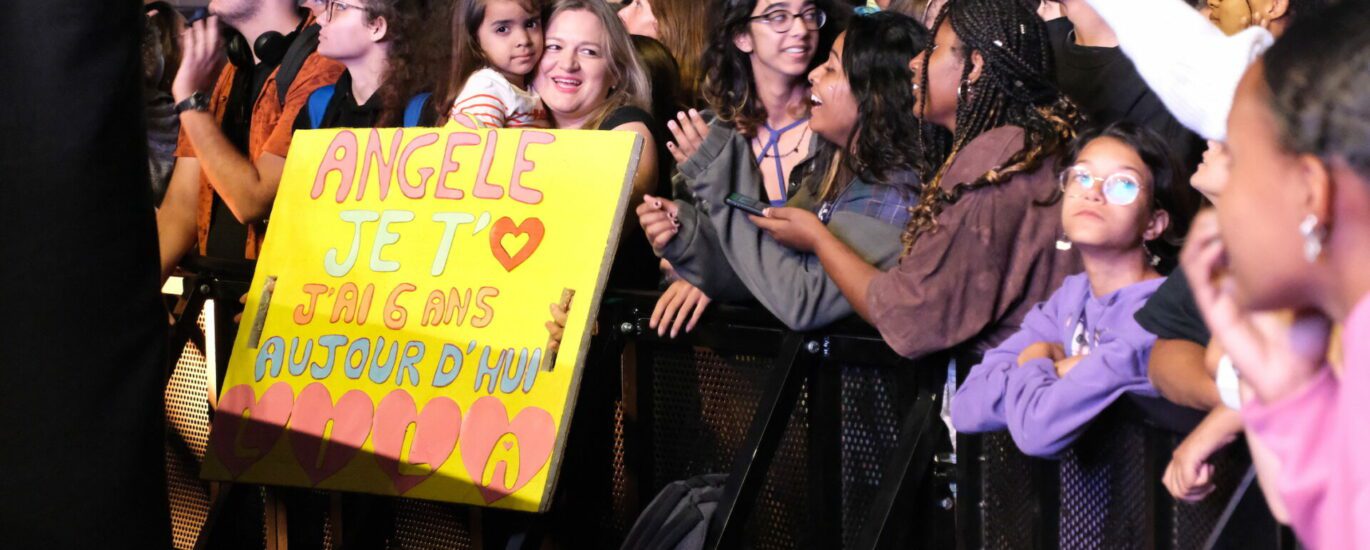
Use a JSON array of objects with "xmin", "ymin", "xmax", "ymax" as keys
[{"xmin": 534, "ymin": 132, "xmax": 644, "ymax": 513}]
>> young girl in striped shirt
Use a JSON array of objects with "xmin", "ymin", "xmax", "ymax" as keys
[{"xmin": 444, "ymin": 0, "xmax": 549, "ymax": 128}]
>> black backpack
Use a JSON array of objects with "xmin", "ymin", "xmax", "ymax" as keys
[
  {"xmin": 621, "ymin": 474, "xmax": 729, "ymax": 550},
  {"xmin": 274, "ymin": 23, "xmax": 320, "ymax": 106}
]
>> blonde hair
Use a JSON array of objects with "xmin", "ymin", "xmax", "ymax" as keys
[
  {"xmin": 544, "ymin": 0, "xmax": 651, "ymax": 129},
  {"xmin": 648, "ymin": 0, "xmax": 712, "ymax": 106}
]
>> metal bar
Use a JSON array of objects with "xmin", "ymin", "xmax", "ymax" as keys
[
  {"xmin": 706, "ymin": 332, "xmax": 811, "ymax": 549},
  {"xmin": 166, "ymin": 278, "xmax": 209, "ymax": 379},
  {"xmin": 807, "ymin": 339, "xmax": 843, "ymax": 549},
  {"xmin": 856, "ymin": 361, "xmax": 947, "ymax": 549},
  {"xmin": 620, "ymin": 331, "xmax": 656, "ymax": 514}
]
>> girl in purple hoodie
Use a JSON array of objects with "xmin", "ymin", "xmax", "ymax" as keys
[{"xmin": 951, "ymin": 122, "xmax": 1198, "ymax": 458}]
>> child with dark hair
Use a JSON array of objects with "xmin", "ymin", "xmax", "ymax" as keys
[
  {"xmin": 442, "ymin": 0, "xmax": 548, "ymax": 127},
  {"xmin": 1187, "ymin": 3, "xmax": 1370, "ymax": 546},
  {"xmin": 762, "ymin": 0, "xmax": 1082, "ymax": 361},
  {"xmin": 952, "ymin": 122, "xmax": 1195, "ymax": 457}
]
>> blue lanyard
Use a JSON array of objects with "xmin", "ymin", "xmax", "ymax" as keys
[{"xmin": 755, "ymin": 117, "xmax": 809, "ymax": 206}]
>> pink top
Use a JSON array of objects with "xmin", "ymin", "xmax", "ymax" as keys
[{"xmin": 1243, "ymin": 295, "xmax": 1370, "ymax": 549}]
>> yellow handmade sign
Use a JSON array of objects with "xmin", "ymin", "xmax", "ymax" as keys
[{"xmin": 202, "ymin": 126, "xmax": 641, "ymax": 512}]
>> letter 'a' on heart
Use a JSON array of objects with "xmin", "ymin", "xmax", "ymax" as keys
[
  {"xmin": 209, "ymin": 382, "xmax": 295, "ymax": 478},
  {"xmin": 488, "ymin": 216, "xmax": 545, "ymax": 272},
  {"xmin": 460, "ymin": 396, "xmax": 556, "ymax": 504}
]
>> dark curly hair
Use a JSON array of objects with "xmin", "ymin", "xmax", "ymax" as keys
[
  {"xmin": 903, "ymin": 0, "xmax": 1080, "ymax": 253},
  {"xmin": 143, "ymin": 1, "xmax": 183, "ymax": 93},
  {"xmin": 830, "ymin": 11, "xmax": 938, "ymax": 191},
  {"xmin": 700, "ymin": 0, "xmax": 844, "ymax": 137},
  {"xmin": 360, "ymin": 0, "xmax": 450, "ymax": 126},
  {"xmin": 1055, "ymin": 122, "xmax": 1202, "ymax": 272}
]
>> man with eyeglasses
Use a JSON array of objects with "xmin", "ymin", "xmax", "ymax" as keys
[{"xmin": 157, "ymin": 0, "xmax": 342, "ymax": 282}]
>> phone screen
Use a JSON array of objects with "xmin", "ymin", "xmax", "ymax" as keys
[{"xmin": 725, "ymin": 193, "xmax": 769, "ymax": 216}]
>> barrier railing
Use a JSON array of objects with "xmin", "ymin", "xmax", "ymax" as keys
[{"xmin": 162, "ymin": 268, "xmax": 1286, "ymax": 549}]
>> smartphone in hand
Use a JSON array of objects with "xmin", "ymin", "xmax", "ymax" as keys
[{"xmin": 725, "ymin": 193, "xmax": 769, "ymax": 216}]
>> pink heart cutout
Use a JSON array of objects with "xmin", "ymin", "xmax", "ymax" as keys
[
  {"xmin": 460, "ymin": 396, "xmax": 557, "ymax": 504},
  {"xmin": 288, "ymin": 383, "xmax": 375, "ymax": 485},
  {"xmin": 372, "ymin": 390, "xmax": 462, "ymax": 494},
  {"xmin": 209, "ymin": 382, "xmax": 295, "ymax": 478}
]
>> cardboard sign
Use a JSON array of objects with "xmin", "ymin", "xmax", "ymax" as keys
[{"xmin": 202, "ymin": 127, "xmax": 641, "ymax": 512}]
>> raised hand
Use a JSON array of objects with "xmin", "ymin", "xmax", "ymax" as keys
[
  {"xmin": 172, "ymin": 15, "xmax": 225, "ymax": 103},
  {"xmin": 665, "ymin": 109, "xmax": 709, "ymax": 164}
]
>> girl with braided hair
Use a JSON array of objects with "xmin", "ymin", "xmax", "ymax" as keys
[{"xmin": 762, "ymin": 0, "xmax": 1082, "ymax": 361}]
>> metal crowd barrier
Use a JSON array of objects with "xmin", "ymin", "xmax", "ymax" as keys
[
  {"xmin": 958, "ymin": 391, "xmax": 1291, "ymax": 550},
  {"xmin": 161, "ymin": 267, "xmax": 1287, "ymax": 549}
]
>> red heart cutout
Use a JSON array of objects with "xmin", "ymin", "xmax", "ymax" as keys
[
  {"xmin": 460, "ymin": 396, "xmax": 556, "ymax": 504},
  {"xmin": 488, "ymin": 216, "xmax": 545, "ymax": 272},
  {"xmin": 209, "ymin": 382, "xmax": 295, "ymax": 478},
  {"xmin": 372, "ymin": 390, "xmax": 462, "ymax": 495},
  {"xmin": 288, "ymin": 383, "xmax": 374, "ymax": 485}
]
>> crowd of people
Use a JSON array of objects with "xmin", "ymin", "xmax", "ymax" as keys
[{"xmin": 10, "ymin": 0, "xmax": 1367, "ymax": 545}]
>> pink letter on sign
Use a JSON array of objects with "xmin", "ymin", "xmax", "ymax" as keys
[
  {"xmin": 397, "ymin": 132, "xmax": 440, "ymax": 199},
  {"xmin": 312, "ymin": 130, "xmax": 359, "ymax": 202},
  {"xmin": 372, "ymin": 390, "xmax": 462, "ymax": 494},
  {"xmin": 209, "ymin": 382, "xmax": 296, "ymax": 478},
  {"xmin": 459, "ymin": 396, "xmax": 556, "ymax": 504},
  {"xmin": 289, "ymin": 383, "xmax": 374, "ymax": 485},
  {"xmin": 472, "ymin": 131, "xmax": 504, "ymax": 200},
  {"xmin": 357, "ymin": 128, "xmax": 402, "ymax": 201},
  {"xmin": 509, "ymin": 131, "xmax": 554, "ymax": 205},
  {"xmin": 435, "ymin": 132, "xmax": 481, "ymax": 200}
]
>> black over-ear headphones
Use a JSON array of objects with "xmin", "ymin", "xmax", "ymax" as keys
[{"xmin": 225, "ymin": 16, "xmax": 306, "ymax": 68}]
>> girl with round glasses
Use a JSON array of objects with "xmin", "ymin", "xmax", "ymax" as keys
[
  {"xmin": 951, "ymin": 122, "xmax": 1196, "ymax": 457},
  {"xmin": 631, "ymin": 0, "xmax": 841, "ymax": 337}
]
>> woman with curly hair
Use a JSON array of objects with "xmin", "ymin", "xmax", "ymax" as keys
[
  {"xmin": 760, "ymin": 0, "xmax": 1084, "ymax": 361},
  {"xmin": 639, "ymin": 11, "xmax": 934, "ymax": 333},
  {"xmin": 294, "ymin": 0, "xmax": 443, "ymax": 129},
  {"xmin": 633, "ymin": 0, "xmax": 841, "ymax": 334}
]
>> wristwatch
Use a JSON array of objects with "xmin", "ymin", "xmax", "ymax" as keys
[{"xmin": 174, "ymin": 92, "xmax": 211, "ymax": 115}]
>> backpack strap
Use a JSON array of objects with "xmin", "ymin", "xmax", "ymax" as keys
[
  {"xmin": 404, "ymin": 92, "xmax": 433, "ymax": 127},
  {"xmin": 275, "ymin": 23, "xmax": 321, "ymax": 106},
  {"xmin": 306, "ymin": 85, "xmax": 335, "ymax": 130}
]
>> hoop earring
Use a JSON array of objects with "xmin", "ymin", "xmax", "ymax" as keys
[
  {"xmin": 956, "ymin": 80, "xmax": 968, "ymax": 102},
  {"xmin": 1300, "ymin": 214, "xmax": 1327, "ymax": 262}
]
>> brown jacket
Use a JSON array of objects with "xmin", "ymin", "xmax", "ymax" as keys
[{"xmin": 867, "ymin": 126, "xmax": 1082, "ymax": 360}]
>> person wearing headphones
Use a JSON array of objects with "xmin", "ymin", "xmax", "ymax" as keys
[{"xmin": 157, "ymin": 0, "xmax": 343, "ymax": 281}]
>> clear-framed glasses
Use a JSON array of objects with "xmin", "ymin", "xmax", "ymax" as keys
[
  {"xmin": 749, "ymin": 7, "xmax": 827, "ymax": 33},
  {"xmin": 1059, "ymin": 165, "xmax": 1144, "ymax": 206},
  {"xmin": 323, "ymin": 0, "xmax": 361, "ymax": 23}
]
